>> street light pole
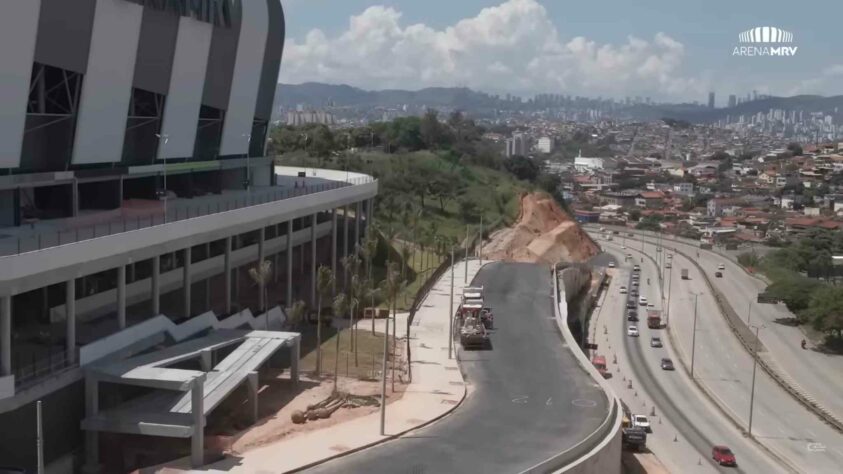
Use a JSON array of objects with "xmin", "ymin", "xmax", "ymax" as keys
[
  {"xmin": 748, "ymin": 325, "xmax": 762, "ymax": 437},
  {"xmin": 449, "ymin": 248, "xmax": 455, "ymax": 359},
  {"xmin": 665, "ymin": 264, "xmax": 673, "ymax": 326},
  {"xmin": 155, "ymin": 133, "xmax": 169, "ymax": 223},
  {"xmin": 464, "ymin": 224, "xmax": 469, "ymax": 284},
  {"xmin": 690, "ymin": 294, "xmax": 699, "ymax": 378},
  {"xmin": 242, "ymin": 133, "xmax": 252, "ymax": 196}
]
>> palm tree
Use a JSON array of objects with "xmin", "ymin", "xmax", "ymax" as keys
[
  {"xmin": 360, "ymin": 231, "xmax": 380, "ymax": 334},
  {"xmin": 341, "ymin": 253, "xmax": 361, "ymax": 347},
  {"xmin": 362, "ymin": 278, "xmax": 382, "ymax": 335},
  {"xmin": 286, "ymin": 300, "xmax": 307, "ymax": 331},
  {"xmin": 348, "ymin": 274, "xmax": 362, "ymax": 365},
  {"xmin": 331, "ymin": 293, "xmax": 349, "ymax": 391},
  {"xmin": 315, "ymin": 266, "xmax": 335, "ymax": 375},
  {"xmin": 248, "ymin": 259, "xmax": 272, "ymax": 328}
]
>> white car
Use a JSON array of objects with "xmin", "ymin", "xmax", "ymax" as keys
[
  {"xmin": 632, "ymin": 414, "xmax": 651, "ymax": 432},
  {"xmin": 667, "ymin": 254, "xmax": 673, "ymax": 260},
  {"xmin": 619, "ymin": 286, "xmax": 628, "ymax": 294},
  {"xmin": 718, "ymin": 263, "xmax": 725, "ymax": 270},
  {"xmin": 627, "ymin": 325, "xmax": 640, "ymax": 337},
  {"xmin": 665, "ymin": 262, "xmax": 672, "ymax": 269},
  {"xmin": 608, "ymin": 262, "xmax": 615, "ymax": 268},
  {"xmin": 639, "ymin": 296, "xmax": 648, "ymax": 306}
]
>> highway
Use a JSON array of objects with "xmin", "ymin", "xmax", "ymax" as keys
[
  {"xmin": 305, "ymin": 262, "xmax": 610, "ymax": 473},
  {"xmin": 612, "ymin": 228, "xmax": 843, "ymax": 424},
  {"xmin": 596, "ymin": 242, "xmax": 781, "ymax": 474},
  {"xmin": 600, "ymin": 234, "xmax": 843, "ymax": 473}
]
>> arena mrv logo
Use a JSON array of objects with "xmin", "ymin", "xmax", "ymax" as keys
[{"xmin": 732, "ymin": 26, "xmax": 798, "ymax": 57}]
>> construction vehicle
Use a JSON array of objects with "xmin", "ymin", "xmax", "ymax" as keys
[
  {"xmin": 459, "ymin": 315, "xmax": 489, "ymax": 349},
  {"xmin": 591, "ymin": 355, "xmax": 610, "ymax": 379},
  {"xmin": 681, "ymin": 268, "xmax": 689, "ymax": 280},
  {"xmin": 620, "ymin": 401, "xmax": 647, "ymax": 451},
  {"xmin": 459, "ymin": 287, "xmax": 494, "ymax": 329},
  {"xmin": 647, "ymin": 309, "xmax": 662, "ymax": 329}
]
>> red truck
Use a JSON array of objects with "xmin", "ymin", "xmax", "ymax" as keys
[
  {"xmin": 647, "ymin": 310, "xmax": 662, "ymax": 329},
  {"xmin": 591, "ymin": 355, "xmax": 609, "ymax": 379}
]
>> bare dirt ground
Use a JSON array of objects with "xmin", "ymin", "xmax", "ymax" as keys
[{"xmin": 484, "ymin": 192, "xmax": 599, "ymax": 264}]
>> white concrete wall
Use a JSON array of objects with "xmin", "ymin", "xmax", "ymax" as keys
[{"xmin": 275, "ymin": 166, "xmax": 372, "ymax": 183}]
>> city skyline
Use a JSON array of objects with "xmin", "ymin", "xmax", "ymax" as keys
[{"xmin": 281, "ymin": 0, "xmax": 843, "ymax": 102}]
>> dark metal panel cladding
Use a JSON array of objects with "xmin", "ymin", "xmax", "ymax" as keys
[
  {"xmin": 254, "ymin": 0, "xmax": 285, "ymax": 121},
  {"xmin": 201, "ymin": 0, "xmax": 242, "ymax": 111},
  {"xmin": 133, "ymin": 6, "xmax": 180, "ymax": 95},
  {"xmin": 33, "ymin": 0, "xmax": 98, "ymax": 74}
]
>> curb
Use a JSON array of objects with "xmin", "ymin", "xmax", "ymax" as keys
[{"xmin": 605, "ymin": 240, "xmax": 800, "ymax": 474}]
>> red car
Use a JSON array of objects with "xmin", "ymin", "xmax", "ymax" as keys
[{"xmin": 712, "ymin": 445, "xmax": 737, "ymax": 466}]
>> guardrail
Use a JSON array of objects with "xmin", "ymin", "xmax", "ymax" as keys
[
  {"xmin": 3, "ymin": 177, "xmax": 374, "ymax": 257},
  {"xmin": 519, "ymin": 265, "xmax": 621, "ymax": 474},
  {"xmin": 595, "ymin": 226, "xmax": 843, "ymax": 434}
]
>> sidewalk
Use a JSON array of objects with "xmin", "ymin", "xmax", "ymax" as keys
[{"xmin": 183, "ymin": 259, "xmax": 485, "ymax": 473}]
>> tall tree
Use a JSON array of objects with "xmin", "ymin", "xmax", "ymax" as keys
[
  {"xmin": 248, "ymin": 260, "xmax": 272, "ymax": 326},
  {"xmin": 331, "ymin": 293, "xmax": 349, "ymax": 391}
]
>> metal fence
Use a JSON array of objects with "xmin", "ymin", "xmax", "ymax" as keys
[
  {"xmin": 13, "ymin": 347, "xmax": 78, "ymax": 390},
  {"xmin": 2, "ymin": 176, "xmax": 374, "ymax": 257}
]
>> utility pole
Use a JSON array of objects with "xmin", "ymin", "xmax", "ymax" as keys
[
  {"xmin": 464, "ymin": 224, "xmax": 469, "ymax": 284},
  {"xmin": 155, "ymin": 133, "xmax": 169, "ymax": 222},
  {"xmin": 380, "ymin": 299, "xmax": 390, "ymax": 435},
  {"xmin": 449, "ymin": 249, "xmax": 455, "ymax": 359},
  {"xmin": 479, "ymin": 215, "xmax": 483, "ymax": 266},
  {"xmin": 747, "ymin": 301, "xmax": 752, "ymax": 326},
  {"xmin": 690, "ymin": 294, "xmax": 699, "ymax": 378},
  {"xmin": 748, "ymin": 325, "xmax": 762, "ymax": 437},
  {"xmin": 665, "ymin": 264, "xmax": 673, "ymax": 326}
]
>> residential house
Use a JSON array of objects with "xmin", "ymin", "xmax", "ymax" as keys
[{"xmin": 636, "ymin": 191, "xmax": 666, "ymax": 209}]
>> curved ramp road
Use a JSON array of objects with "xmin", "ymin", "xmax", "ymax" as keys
[{"xmin": 305, "ymin": 262, "xmax": 610, "ymax": 474}]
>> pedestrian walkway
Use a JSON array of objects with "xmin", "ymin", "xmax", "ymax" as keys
[{"xmin": 176, "ymin": 259, "xmax": 484, "ymax": 473}]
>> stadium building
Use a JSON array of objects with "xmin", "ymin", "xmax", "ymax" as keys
[{"xmin": 0, "ymin": 1, "xmax": 378, "ymax": 471}]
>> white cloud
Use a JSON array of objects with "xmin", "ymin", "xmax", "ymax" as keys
[
  {"xmin": 279, "ymin": 0, "xmax": 706, "ymax": 99},
  {"xmin": 787, "ymin": 64, "xmax": 843, "ymax": 96}
]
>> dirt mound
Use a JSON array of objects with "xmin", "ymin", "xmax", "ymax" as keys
[{"xmin": 483, "ymin": 192, "xmax": 599, "ymax": 264}]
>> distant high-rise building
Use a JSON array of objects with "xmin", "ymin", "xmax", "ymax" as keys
[
  {"xmin": 752, "ymin": 90, "xmax": 758, "ymax": 101},
  {"xmin": 537, "ymin": 137, "xmax": 554, "ymax": 154},
  {"xmin": 728, "ymin": 95, "xmax": 737, "ymax": 108},
  {"xmin": 505, "ymin": 133, "xmax": 529, "ymax": 157},
  {"xmin": 708, "ymin": 92, "xmax": 716, "ymax": 109}
]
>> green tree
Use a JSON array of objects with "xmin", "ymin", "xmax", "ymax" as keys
[
  {"xmin": 248, "ymin": 259, "xmax": 272, "ymax": 318},
  {"xmin": 286, "ymin": 300, "xmax": 307, "ymax": 331},
  {"xmin": 504, "ymin": 155, "xmax": 539, "ymax": 181},
  {"xmin": 802, "ymin": 287, "xmax": 843, "ymax": 340}
]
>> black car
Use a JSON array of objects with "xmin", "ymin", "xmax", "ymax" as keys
[
  {"xmin": 661, "ymin": 358, "xmax": 675, "ymax": 370},
  {"xmin": 627, "ymin": 310, "xmax": 639, "ymax": 322},
  {"xmin": 627, "ymin": 300, "xmax": 636, "ymax": 309}
]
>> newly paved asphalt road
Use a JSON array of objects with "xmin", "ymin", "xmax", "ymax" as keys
[{"xmin": 305, "ymin": 262, "xmax": 609, "ymax": 474}]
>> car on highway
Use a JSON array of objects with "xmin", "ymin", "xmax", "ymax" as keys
[
  {"xmin": 631, "ymin": 280, "xmax": 639, "ymax": 288},
  {"xmin": 632, "ymin": 265, "xmax": 640, "ymax": 272},
  {"xmin": 632, "ymin": 414, "xmax": 651, "ymax": 432},
  {"xmin": 627, "ymin": 326, "xmax": 640, "ymax": 337},
  {"xmin": 712, "ymin": 445, "xmax": 737, "ymax": 467},
  {"xmin": 627, "ymin": 310, "xmax": 638, "ymax": 322},
  {"xmin": 718, "ymin": 263, "xmax": 725, "ymax": 271},
  {"xmin": 630, "ymin": 289, "xmax": 638, "ymax": 298},
  {"xmin": 608, "ymin": 261, "xmax": 615, "ymax": 268},
  {"xmin": 626, "ymin": 300, "xmax": 636, "ymax": 309},
  {"xmin": 715, "ymin": 271, "xmax": 723, "ymax": 278},
  {"xmin": 619, "ymin": 286, "xmax": 627, "ymax": 294},
  {"xmin": 667, "ymin": 254, "xmax": 672, "ymax": 260},
  {"xmin": 650, "ymin": 336, "xmax": 662, "ymax": 348},
  {"xmin": 665, "ymin": 262, "xmax": 671, "ymax": 269},
  {"xmin": 638, "ymin": 296, "xmax": 647, "ymax": 306},
  {"xmin": 660, "ymin": 358, "xmax": 675, "ymax": 370}
]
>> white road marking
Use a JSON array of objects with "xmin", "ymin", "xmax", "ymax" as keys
[
  {"xmin": 512, "ymin": 396, "xmax": 529, "ymax": 404},
  {"xmin": 546, "ymin": 397, "xmax": 553, "ymax": 406}
]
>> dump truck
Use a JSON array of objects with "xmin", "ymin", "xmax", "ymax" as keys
[
  {"xmin": 681, "ymin": 268, "xmax": 689, "ymax": 280},
  {"xmin": 647, "ymin": 309, "xmax": 662, "ymax": 329},
  {"xmin": 620, "ymin": 404, "xmax": 648, "ymax": 451},
  {"xmin": 459, "ymin": 315, "xmax": 489, "ymax": 349}
]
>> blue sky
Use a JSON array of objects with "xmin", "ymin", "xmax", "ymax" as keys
[{"xmin": 279, "ymin": 0, "xmax": 843, "ymax": 102}]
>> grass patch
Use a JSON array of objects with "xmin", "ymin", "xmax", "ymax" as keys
[{"xmin": 298, "ymin": 326, "xmax": 395, "ymax": 381}]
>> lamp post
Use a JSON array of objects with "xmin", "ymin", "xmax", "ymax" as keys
[
  {"xmin": 690, "ymin": 293, "xmax": 700, "ymax": 378},
  {"xmin": 155, "ymin": 133, "xmax": 169, "ymax": 222},
  {"xmin": 449, "ymin": 248, "xmax": 455, "ymax": 359},
  {"xmin": 748, "ymin": 324, "xmax": 764, "ymax": 437}
]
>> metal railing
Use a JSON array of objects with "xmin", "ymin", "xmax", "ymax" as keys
[
  {"xmin": 2, "ymin": 176, "xmax": 374, "ymax": 257},
  {"xmin": 13, "ymin": 347, "xmax": 79, "ymax": 390}
]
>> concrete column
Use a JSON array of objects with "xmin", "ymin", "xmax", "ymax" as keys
[
  {"xmin": 117, "ymin": 265, "xmax": 126, "ymax": 330},
  {"xmin": 1, "ymin": 295, "xmax": 11, "ymax": 376},
  {"xmin": 343, "ymin": 205, "xmax": 349, "ymax": 259},
  {"xmin": 72, "ymin": 179, "xmax": 80, "ymax": 217},
  {"xmin": 190, "ymin": 379, "xmax": 205, "ymax": 468},
  {"xmin": 331, "ymin": 209, "xmax": 337, "ymax": 296},
  {"xmin": 290, "ymin": 337, "xmax": 300, "ymax": 384},
  {"xmin": 247, "ymin": 371, "xmax": 259, "ymax": 424},
  {"xmin": 286, "ymin": 220, "xmax": 293, "ymax": 306},
  {"xmin": 310, "ymin": 213, "xmax": 317, "ymax": 306},
  {"xmin": 199, "ymin": 349, "xmax": 212, "ymax": 371},
  {"xmin": 355, "ymin": 201, "xmax": 361, "ymax": 251},
  {"xmin": 183, "ymin": 247, "xmax": 192, "ymax": 319},
  {"xmin": 258, "ymin": 227, "xmax": 265, "ymax": 311},
  {"xmin": 152, "ymin": 256, "xmax": 160, "ymax": 315},
  {"xmin": 84, "ymin": 376, "xmax": 100, "ymax": 472},
  {"xmin": 224, "ymin": 236, "xmax": 232, "ymax": 314},
  {"xmin": 66, "ymin": 279, "xmax": 76, "ymax": 364}
]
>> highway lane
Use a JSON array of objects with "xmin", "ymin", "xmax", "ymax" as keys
[
  {"xmin": 597, "ymin": 226, "xmax": 843, "ymax": 423},
  {"xmin": 305, "ymin": 262, "xmax": 610, "ymax": 474},
  {"xmin": 656, "ymin": 242, "xmax": 843, "ymax": 473},
  {"xmin": 600, "ymin": 242, "xmax": 780, "ymax": 473}
]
